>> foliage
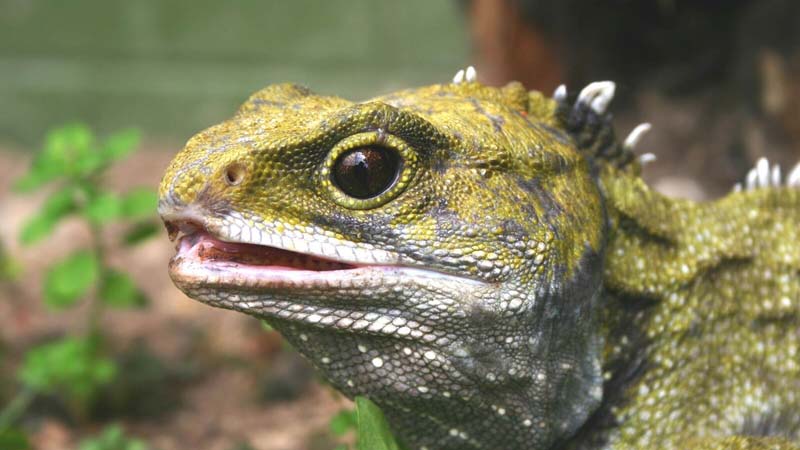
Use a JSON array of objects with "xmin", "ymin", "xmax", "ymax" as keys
[
  {"xmin": 330, "ymin": 396, "xmax": 404, "ymax": 450},
  {"xmin": 77, "ymin": 425, "xmax": 149, "ymax": 450},
  {"xmin": 0, "ymin": 428, "xmax": 30, "ymax": 450},
  {"xmin": 18, "ymin": 337, "xmax": 116, "ymax": 409},
  {"xmin": 0, "ymin": 124, "xmax": 159, "ymax": 446},
  {"xmin": 329, "ymin": 408, "xmax": 358, "ymax": 436}
]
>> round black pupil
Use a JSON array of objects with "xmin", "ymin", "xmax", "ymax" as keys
[{"xmin": 333, "ymin": 147, "xmax": 399, "ymax": 199}]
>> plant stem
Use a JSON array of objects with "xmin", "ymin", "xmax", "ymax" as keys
[
  {"xmin": 0, "ymin": 388, "xmax": 35, "ymax": 432},
  {"xmin": 88, "ymin": 220, "xmax": 105, "ymax": 338}
]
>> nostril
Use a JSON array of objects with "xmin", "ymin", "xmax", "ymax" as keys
[{"xmin": 223, "ymin": 163, "xmax": 246, "ymax": 186}]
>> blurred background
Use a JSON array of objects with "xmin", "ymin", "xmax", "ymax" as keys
[{"xmin": 0, "ymin": 1, "xmax": 798, "ymax": 449}]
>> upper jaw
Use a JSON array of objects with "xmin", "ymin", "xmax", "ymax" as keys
[{"xmin": 159, "ymin": 203, "xmax": 403, "ymax": 265}]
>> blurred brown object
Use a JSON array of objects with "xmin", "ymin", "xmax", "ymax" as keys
[
  {"xmin": 466, "ymin": 0, "xmax": 563, "ymax": 93},
  {"xmin": 462, "ymin": 0, "xmax": 800, "ymax": 198}
]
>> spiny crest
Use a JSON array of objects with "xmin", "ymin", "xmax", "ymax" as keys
[
  {"xmin": 733, "ymin": 157, "xmax": 800, "ymax": 192},
  {"xmin": 552, "ymin": 81, "xmax": 650, "ymax": 169},
  {"xmin": 450, "ymin": 67, "xmax": 653, "ymax": 170}
]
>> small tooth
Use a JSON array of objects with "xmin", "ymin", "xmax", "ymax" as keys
[
  {"xmin": 578, "ymin": 81, "xmax": 616, "ymax": 114},
  {"xmin": 624, "ymin": 123, "xmax": 652, "ymax": 150},
  {"xmin": 746, "ymin": 167, "xmax": 758, "ymax": 191},
  {"xmin": 639, "ymin": 153, "xmax": 657, "ymax": 165},
  {"xmin": 756, "ymin": 158, "xmax": 770, "ymax": 188},
  {"xmin": 788, "ymin": 162, "xmax": 800, "ymax": 186},
  {"xmin": 553, "ymin": 84, "xmax": 567, "ymax": 102},
  {"xmin": 452, "ymin": 69, "xmax": 465, "ymax": 84},
  {"xmin": 465, "ymin": 65, "xmax": 477, "ymax": 82},
  {"xmin": 771, "ymin": 164, "xmax": 781, "ymax": 187}
]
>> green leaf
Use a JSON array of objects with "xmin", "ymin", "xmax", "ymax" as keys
[
  {"xmin": 0, "ymin": 429, "xmax": 31, "ymax": 450},
  {"xmin": 78, "ymin": 424, "xmax": 148, "ymax": 450},
  {"xmin": 85, "ymin": 192, "xmax": 123, "ymax": 224},
  {"xmin": 42, "ymin": 251, "xmax": 99, "ymax": 309},
  {"xmin": 101, "ymin": 129, "xmax": 141, "ymax": 162},
  {"xmin": 18, "ymin": 337, "xmax": 117, "ymax": 401},
  {"xmin": 19, "ymin": 189, "xmax": 76, "ymax": 245},
  {"xmin": 99, "ymin": 270, "xmax": 147, "ymax": 308},
  {"xmin": 330, "ymin": 408, "xmax": 357, "ymax": 436},
  {"xmin": 13, "ymin": 168, "xmax": 57, "ymax": 193},
  {"xmin": 355, "ymin": 397, "xmax": 401, "ymax": 450},
  {"xmin": 40, "ymin": 124, "xmax": 94, "ymax": 178},
  {"xmin": 122, "ymin": 222, "xmax": 159, "ymax": 246},
  {"xmin": 14, "ymin": 124, "xmax": 94, "ymax": 191},
  {"xmin": 120, "ymin": 189, "xmax": 158, "ymax": 219}
]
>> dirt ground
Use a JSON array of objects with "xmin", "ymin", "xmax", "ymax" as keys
[{"xmin": 0, "ymin": 147, "xmax": 352, "ymax": 450}]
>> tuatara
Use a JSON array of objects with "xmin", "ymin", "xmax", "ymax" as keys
[{"xmin": 158, "ymin": 67, "xmax": 800, "ymax": 449}]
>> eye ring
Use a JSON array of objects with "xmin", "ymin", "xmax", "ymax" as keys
[
  {"xmin": 223, "ymin": 162, "xmax": 247, "ymax": 186},
  {"xmin": 320, "ymin": 132, "xmax": 417, "ymax": 209}
]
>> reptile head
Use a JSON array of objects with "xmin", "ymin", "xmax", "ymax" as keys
[{"xmin": 159, "ymin": 79, "xmax": 607, "ymax": 449}]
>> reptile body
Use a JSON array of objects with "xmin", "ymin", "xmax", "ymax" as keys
[{"xmin": 158, "ymin": 70, "xmax": 800, "ymax": 449}]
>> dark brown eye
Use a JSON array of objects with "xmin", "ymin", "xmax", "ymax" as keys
[{"xmin": 332, "ymin": 146, "xmax": 401, "ymax": 199}]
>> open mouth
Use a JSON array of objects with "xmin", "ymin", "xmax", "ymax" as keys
[
  {"xmin": 176, "ymin": 230, "xmax": 357, "ymax": 272},
  {"xmin": 164, "ymin": 219, "xmax": 488, "ymax": 294},
  {"xmin": 165, "ymin": 220, "xmax": 389, "ymax": 291}
]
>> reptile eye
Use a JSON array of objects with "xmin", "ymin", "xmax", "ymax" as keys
[
  {"xmin": 322, "ymin": 132, "xmax": 417, "ymax": 209},
  {"xmin": 332, "ymin": 146, "xmax": 401, "ymax": 199}
]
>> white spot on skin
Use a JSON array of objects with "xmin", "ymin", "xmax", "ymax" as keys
[
  {"xmin": 424, "ymin": 350, "xmax": 437, "ymax": 360},
  {"xmin": 372, "ymin": 357, "xmax": 384, "ymax": 368},
  {"xmin": 299, "ymin": 334, "xmax": 308, "ymax": 341},
  {"xmin": 418, "ymin": 386, "xmax": 429, "ymax": 393},
  {"xmin": 497, "ymin": 407, "xmax": 506, "ymax": 415},
  {"xmin": 307, "ymin": 314, "xmax": 322, "ymax": 323},
  {"xmin": 523, "ymin": 419, "xmax": 532, "ymax": 427},
  {"xmin": 347, "ymin": 380, "xmax": 354, "ymax": 387},
  {"xmin": 321, "ymin": 357, "xmax": 331, "ymax": 364},
  {"xmin": 449, "ymin": 428, "xmax": 459, "ymax": 437},
  {"xmin": 358, "ymin": 345, "xmax": 367, "ymax": 353},
  {"xmin": 403, "ymin": 347, "xmax": 412, "ymax": 355}
]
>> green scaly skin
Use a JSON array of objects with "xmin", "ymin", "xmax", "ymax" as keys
[{"xmin": 158, "ymin": 73, "xmax": 800, "ymax": 449}]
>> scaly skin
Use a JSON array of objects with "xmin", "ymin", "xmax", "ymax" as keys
[{"xmin": 158, "ymin": 71, "xmax": 800, "ymax": 449}]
